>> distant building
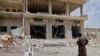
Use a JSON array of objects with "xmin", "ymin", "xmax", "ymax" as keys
[{"xmin": 0, "ymin": 0, "xmax": 87, "ymax": 39}]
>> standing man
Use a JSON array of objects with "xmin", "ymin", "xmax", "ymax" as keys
[{"xmin": 77, "ymin": 33, "xmax": 88, "ymax": 56}]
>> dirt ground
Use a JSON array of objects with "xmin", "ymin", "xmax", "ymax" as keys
[
  {"xmin": 33, "ymin": 46, "xmax": 100, "ymax": 56},
  {"xmin": 0, "ymin": 46, "xmax": 100, "ymax": 56},
  {"xmin": 0, "ymin": 39, "xmax": 100, "ymax": 56}
]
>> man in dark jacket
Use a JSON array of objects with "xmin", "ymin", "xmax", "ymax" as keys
[{"xmin": 77, "ymin": 33, "xmax": 88, "ymax": 56}]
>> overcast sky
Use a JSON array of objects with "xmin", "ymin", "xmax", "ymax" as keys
[{"xmin": 71, "ymin": 0, "xmax": 100, "ymax": 28}]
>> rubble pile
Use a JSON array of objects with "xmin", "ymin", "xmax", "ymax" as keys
[
  {"xmin": 22, "ymin": 38, "xmax": 100, "ymax": 48},
  {"xmin": 86, "ymin": 35, "xmax": 100, "ymax": 47},
  {"xmin": 0, "ymin": 34, "xmax": 100, "ymax": 56},
  {"xmin": 0, "ymin": 34, "xmax": 24, "ymax": 56},
  {"xmin": 0, "ymin": 34, "xmax": 13, "ymax": 48}
]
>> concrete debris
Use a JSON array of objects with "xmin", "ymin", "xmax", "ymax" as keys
[
  {"xmin": 0, "ymin": 44, "xmax": 3, "ymax": 48},
  {"xmin": 0, "ymin": 34, "xmax": 13, "ymax": 48},
  {"xmin": 0, "ymin": 34, "xmax": 100, "ymax": 48},
  {"xmin": 24, "ymin": 52, "xmax": 31, "ymax": 56},
  {"xmin": 88, "ymin": 40, "xmax": 96, "ymax": 47},
  {"xmin": 0, "ymin": 33, "xmax": 100, "ymax": 56},
  {"xmin": 0, "ymin": 35, "xmax": 100, "ymax": 56},
  {"xmin": 11, "ymin": 27, "xmax": 23, "ymax": 38},
  {"xmin": 0, "ymin": 34, "xmax": 12, "ymax": 41}
]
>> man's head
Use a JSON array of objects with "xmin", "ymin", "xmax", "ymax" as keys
[{"xmin": 77, "ymin": 33, "xmax": 82, "ymax": 37}]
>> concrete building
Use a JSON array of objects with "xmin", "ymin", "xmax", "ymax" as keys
[
  {"xmin": 84, "ymin": 28, "xmax": 100, "ymax": 39},
  {"xmin": 0, "ymin": 0, "xmax": 87, "ymax": 39}
]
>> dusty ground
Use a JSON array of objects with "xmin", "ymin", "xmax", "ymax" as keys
[
  {"xmin": 33, "ymin": 46, "xmax": 100, "ymax": 56},
  {"xmin": 0, "ymin": 39, "xmax": 100, "ymax": 56},
  {"xmin": 0, "ymin": 46, "xmax": 100, "ymax": 56},
  {"xmin": 0, "ymin": 44, "xmax": 24, "ymax": 56}
]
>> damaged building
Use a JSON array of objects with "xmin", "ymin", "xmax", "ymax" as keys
[{"xmin": 0, "ymin": 0, "xmax": 87, "ymax": 39}]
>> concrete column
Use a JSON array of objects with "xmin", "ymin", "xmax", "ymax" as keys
[
  {"xmin": 65, "ymin": 25, "xmax": 68, "ymax": 39},
  {"xmin": 7, "ymin": 26, "xmax": 11, "ymax": 34},
  {"xmin": 46, "ymin": 20, "xmax": 52, "ymax": 39},
  {"xmin": 25, "ymin": 18, "xmax": 29, "ymax": 35},
  {"xmin": 80, "ymin": 21, "xmax": 84, "ymax": 33},
  {"xmin": 80, "ymin": 5, "xmax": 83, "ymax": 17},
  {"xmin": 64, "ymin": 21, "xmax": 72, "ymax": 39},
  {"xmin": 24, "ymin": 18, "xmax": 31, "ymax": 38},
  {"xmin": 23, "ymin": 0, "xmax": 28, "ymax": 12},
  {"xmin": 48, "ymin": 0, "xmax": 52, "ymax": 14},
  {"xmin": 66, "ymin": 3, "xmax": 70, "ymax": 16},
  {"xmin": 25, "ymin": 0, "xmax": 28, "ymax": 12},
  {"xmin": 67, "ymin": 25, "xmax": 72, "ymax": 39}
]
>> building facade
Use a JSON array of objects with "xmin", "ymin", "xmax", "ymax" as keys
[{"xmin": 0, "ymin": 0, "xmax": 87, "ymax": 39}]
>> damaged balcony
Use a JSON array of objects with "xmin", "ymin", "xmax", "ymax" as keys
[
  {"xmin": 0, "ymin": 11, "xmax": 23, "ymax": 19},
  {"xmin": 24, "ymin": 13, "xmax": 88, "ymax": 21},
  {"xmin": 0, "ymin": 11, "xmax": 87, "ymax": 21}
]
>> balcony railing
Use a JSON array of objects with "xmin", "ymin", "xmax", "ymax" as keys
[
  {"xmin": 24, "ymin": 12, "xmax": 87, "ymax": 21},
  {"xmin": 0, "ymin": 11, "xmax": 87, "ymax": 20}
]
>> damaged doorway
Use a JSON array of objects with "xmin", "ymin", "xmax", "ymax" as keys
[
  {"xmin": 71, "ymin": 24, "xmax": 81, "ymax": 38},
  {"xmin": 52, "ymin": 25, "xmax": 65, "ymax": 39},
  {"xmin": 30, "ymin": 25, "xmax": 46, "ymax": 39}
]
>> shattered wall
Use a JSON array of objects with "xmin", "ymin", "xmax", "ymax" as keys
[{"xmin": 0, "ymin": 18, "xmax": 22, "ymax": 34}]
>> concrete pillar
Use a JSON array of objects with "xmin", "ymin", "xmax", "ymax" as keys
[
  {"xmin": 67, "ymin": 25, "xmax": 72, "ymax": 39},
  {"xmin": 25, "ymin": 18, "xmax": 29, "ymax": 35},
  {"xmin": 64, "ymin": 21, "xmax": 72, "ymax": 39},
  {"xmin": 23, "ymin": 0, "xmax": 28, "ymax": 12},
  {"xmin": 25, "ymin": 0, "xmax": 28, "ymax": 12},
  {"xmin": 66, "ymin": 3, "xmax": 70, "ymax": 16},
  {"xmin": 46, "ymin": 20, "xmax": 52, "ymax": 39},
  {"xmin": 48, "ymin": 0, "xmax": 52, "ymax": 14},
  {"xmin": 24, "ymin": 18, "xmax": 30, "ymax": 38},
  {"xmin": 7, "ymin": 26, "xmax": 11, "ymax": 34},
  {"xmin": 22, "ymin": 0, "xmax": 26, "ymax": 38},
  {"xmin": 80, "ymin": 21, "xmax": 84, "ymax": 33},
  {"xmin": 80, "ymin": 5, "xmax": 83, "ymax": 17},
  {"xmin": 65, "ymin": 25, "xmax": 68, "ymax": 39}
]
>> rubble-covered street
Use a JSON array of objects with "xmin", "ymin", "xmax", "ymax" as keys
[
  {"xmin": 0, "ymin": 38, "xmax": 100, "ymax": 56},
  {"xmin": 33, "ymin": 46, "xmax": 100, "ymax": 56},
  {"xmin": 0, "ymin": 45, "xmax": 100, "ymax": 56}
]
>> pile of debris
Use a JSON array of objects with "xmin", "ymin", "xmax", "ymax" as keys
[{"xmin": 0, "ymin": 34, "xmax": 13, "ymax": 48}]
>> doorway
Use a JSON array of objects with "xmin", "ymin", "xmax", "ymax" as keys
[
  {"xmin": 71, "ymin": 24, "xmax": 81, "ymax": 38},
  {"xmin": 52, "ymin": 25, "xmax": 65, "ymax": 39},
  {"xmin": 30, "ymin": 25, "xmax": 46, "ymax": 39}
]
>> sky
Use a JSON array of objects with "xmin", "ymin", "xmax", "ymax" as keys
[{"xmin": 71, "ymin": 0, "xmax": 100, "ymax": 28}]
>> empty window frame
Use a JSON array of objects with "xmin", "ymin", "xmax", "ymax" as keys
[
  {"xmin": 11, "ymin": 26, "xmax": 17, "ymax": 30},
  {"xmin": 0, "ymin": 26, "xmax": 7, "ymax": 32}
]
